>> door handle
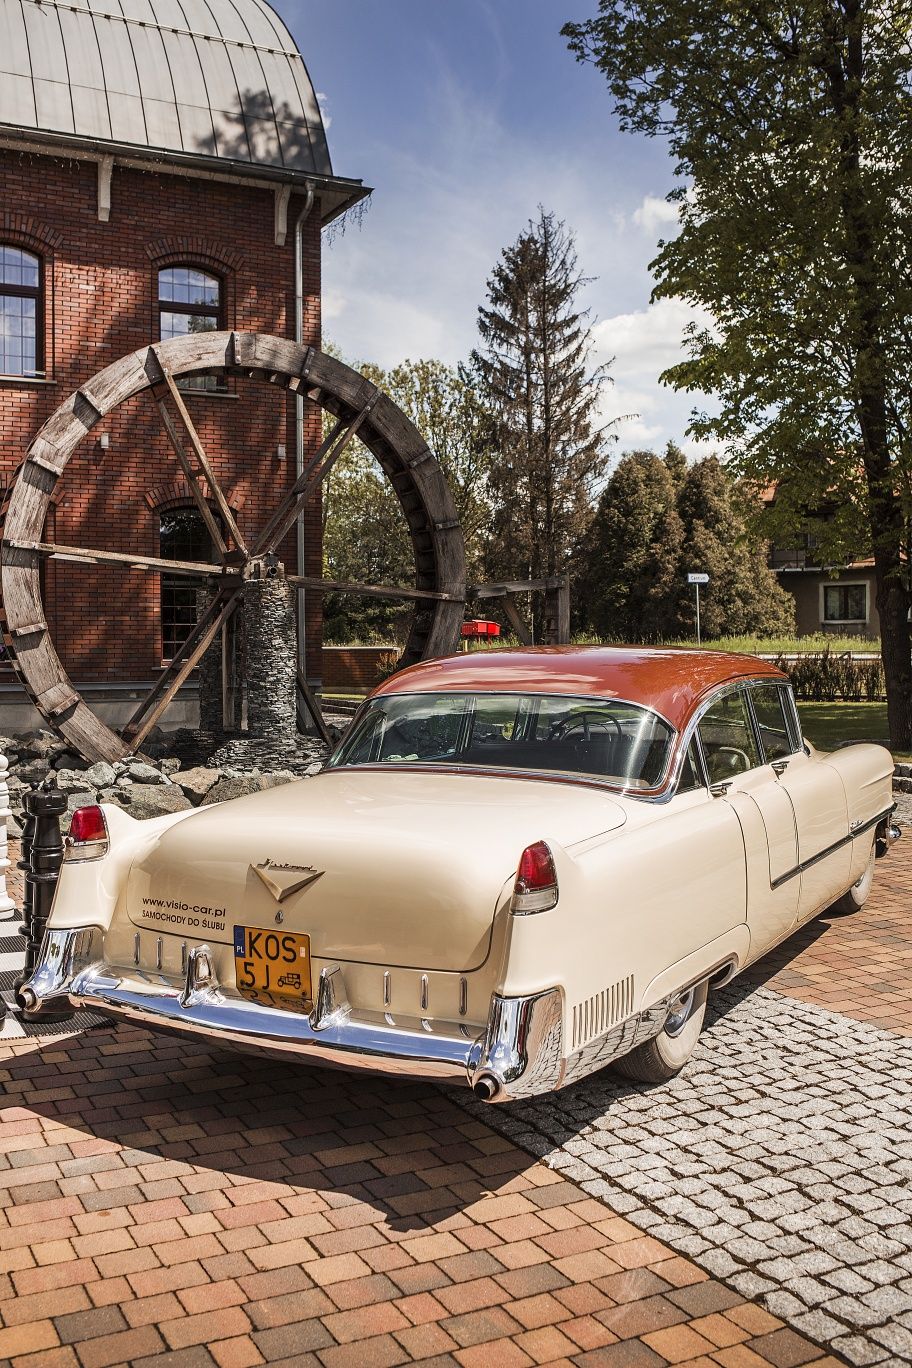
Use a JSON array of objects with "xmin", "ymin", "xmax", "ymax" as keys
[{"xmin": 771, "ymin": 759, "xmax": 789, "ymax": 776}]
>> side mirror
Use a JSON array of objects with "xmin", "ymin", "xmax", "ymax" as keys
[{"xmin": 709, "ymin": 780, "xmax": 732, "ymax": 797}]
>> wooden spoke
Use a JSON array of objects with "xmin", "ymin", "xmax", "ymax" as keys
[
  {"xmin": 122, "ymin": 584, "xmax": 243, "ymax": 750},
  {"xmin": 151, "ymin": 391, "xmax": 230, "ymax": 561},
  {"xmin": 296, "ymin": 668, "xmax": 334, "ymax": 747},
  {"xmin": 252, "ymin": 401, "xmax": 375, "ymax": 557},
  {"xmin": 4, "ymin": 540, "xmax": 233, "ymax": 579},
  {"xmin": 157, "ymin": 363, "xmax": 248, "ymax": 556},
  {"xmin": 286, "ymin": 574, "xmax": 458, "ymax": 603}
]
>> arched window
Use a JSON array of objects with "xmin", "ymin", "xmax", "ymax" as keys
[
  {"xmin": 0, "ymin": 246, "xmax": 43, "ymax": 378},
  {"xmin": 158, "ymin": 266, "xmax": 222, "ymax": 392},
  {"xmin": 160, "ymin": 506, "xmax": 219, "ymax": 661}
]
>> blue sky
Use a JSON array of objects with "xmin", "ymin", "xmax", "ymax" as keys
[{"xmin": 278, "ymin": 0, "xmax": 712, "ymax": 456}]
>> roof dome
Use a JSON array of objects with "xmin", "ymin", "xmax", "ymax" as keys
[{"xmin": 0, "ymin": 0, "xmax": 333, "ymax": 178}]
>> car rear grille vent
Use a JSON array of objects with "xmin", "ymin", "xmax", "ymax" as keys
[{"xmin": 572, "ymin": 975, "xmax": 634, "ymax": 1050}]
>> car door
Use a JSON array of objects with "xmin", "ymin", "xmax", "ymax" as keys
[
  {"xmin": 697, "ymin": 685, "xmax": 800, "ymax": 959},
  {"xmin": 749, "ymin": 683, "xmax": 850, "ymax": 924}
]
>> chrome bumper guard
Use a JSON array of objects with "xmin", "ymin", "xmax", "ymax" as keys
[{"xmin": 21, "ymin": 927, "xmax": 571, "ymax": 1102}]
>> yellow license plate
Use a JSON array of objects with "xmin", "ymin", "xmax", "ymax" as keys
[{"xmin": 233, "ymin": 925, "xmax": 312, "ymax": 1012}]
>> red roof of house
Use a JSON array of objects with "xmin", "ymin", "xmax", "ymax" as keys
[{"xmin": 372, "ymin": 645, "xmax": 785, "ymax": 732}]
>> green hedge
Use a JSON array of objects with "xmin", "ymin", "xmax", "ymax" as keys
[{"xmin": 774, "ymin": 648, "xmax": 885, "ymax": 702}]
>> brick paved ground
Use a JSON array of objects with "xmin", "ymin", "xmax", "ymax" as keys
[
  {"xmin": 1, "ymin": 842, "xmax": 910, "ymax": 1367},
  {"xmin": 0, "ymin": 1026, "xmax": 838, "ymax": 1368},
  {"xmin": 741, "ymin": 848, "xmax": 912, "ymax": 1036}
]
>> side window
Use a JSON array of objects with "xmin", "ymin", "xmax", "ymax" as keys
[
  {"xmin": 750, "ymin": 683, "xmax": 799, "ymax": 762},
  {"xmin": 158, "ymin": 265, "xmax": 223, "ymax": 392},
  {"xmin": 677, "ymin": 737, "xmax": 705, "ymax": 793},
  {"xmin": 698, "ymin": 689, "xmax": 760, "ymax": 783},
  {"xmin": 0, "ymin": 245, "xmax": 43, "ymax": 378}
]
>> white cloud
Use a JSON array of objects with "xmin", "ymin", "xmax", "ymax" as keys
[
  {"xmin": 316, "ymin": 92, "xmax": 332, "ymax": 130},
  {"xmin": 632, "ymin": 193, "xmax": 679, "ymax": 236}
]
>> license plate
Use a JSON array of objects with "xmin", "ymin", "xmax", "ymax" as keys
[{"xmin": 233, "ymin": 925, "xmax": 312, "ymax": 1012}]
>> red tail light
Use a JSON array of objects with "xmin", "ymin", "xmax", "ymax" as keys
[
  {"xmin": 66, "ymin": 805, "xmax": 109, "ymax": 861},
  {"xmin": 513, "ymin": 840, "xmax": 559, "ymax": 914}
]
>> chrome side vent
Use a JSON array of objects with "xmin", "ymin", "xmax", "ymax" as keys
[{"xmin": 572, "ymin": 975, "xmax": 634, "ymax": 1050}]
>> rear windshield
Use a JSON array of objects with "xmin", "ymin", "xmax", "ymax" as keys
[{"xmin": 329, "ymin": 692, "xmax": 675, "ymax": 790}]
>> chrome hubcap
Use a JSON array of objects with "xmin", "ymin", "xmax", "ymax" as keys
[{"xmin": 665, "ymin": 987, "xmax": 695, "ymax": 1038}]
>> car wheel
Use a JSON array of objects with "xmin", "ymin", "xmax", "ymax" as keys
[
  {"xmin": 613, "ymin": 979, "xmax": 708, "ymax": 1084},
  {"xmin": 829, "ymin": 841, "xmax": 875, "ymax": 915}
]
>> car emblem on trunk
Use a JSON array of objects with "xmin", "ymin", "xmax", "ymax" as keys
[{"xmin": 251, "ymin": 860, "xmax": 324, "ymax": 903}]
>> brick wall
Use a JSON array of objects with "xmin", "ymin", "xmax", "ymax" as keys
[
  {"xmin": 322, "ymin": 646, "xmax": 400, "ymax": 693},
  {"xmin": 0, "ymin": 148, "xmax": 324, "ymax": 683}
]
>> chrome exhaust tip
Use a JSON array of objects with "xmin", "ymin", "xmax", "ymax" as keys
[
  {"xmin": 17, "ymin": 985, "xmax": 37, "ymax": 1011},
  {"xmin": 472, "ymin": 1073, "xmax": 500, "ymax": 1102}
]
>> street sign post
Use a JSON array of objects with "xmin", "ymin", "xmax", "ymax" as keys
[{"xmin": 687, "ymin": 573, "xmax": 709, "ymax": 645}]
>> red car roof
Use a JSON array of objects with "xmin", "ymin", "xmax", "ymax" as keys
[{"xmin": 371, "ymin": 645, "xmax": 786, "ymax": 732}]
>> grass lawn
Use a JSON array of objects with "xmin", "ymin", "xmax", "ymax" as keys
[{"xmin": 796, "ymin": 701, "xmax": 900, "ymax": 755}]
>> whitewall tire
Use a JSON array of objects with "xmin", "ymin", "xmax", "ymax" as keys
[
  {"xmin": 613, "ymin": 979, "xmax": 709, "ymax": 1083},
  {"xmin": 829, "ymin": 842, "xmax": 875, "ymax": 916}
]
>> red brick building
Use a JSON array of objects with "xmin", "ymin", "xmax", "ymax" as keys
[{"xmin": 0, "ymin": 0, "xmax": 367, "ymax": 729}]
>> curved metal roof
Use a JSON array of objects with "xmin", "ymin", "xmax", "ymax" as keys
[{"xmin": 0, "ymin": 0, "xmax": 332, "ymax": 177}]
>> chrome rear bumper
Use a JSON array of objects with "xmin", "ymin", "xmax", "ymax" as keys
[{"xmin": 21, "ymin": 927, "xmax": 567, "ymax": 1102}]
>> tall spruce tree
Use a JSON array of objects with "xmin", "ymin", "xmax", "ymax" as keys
[
  {"xmin": 575, "ymin": 448, "xmax": 795, "ymax": 640},
  {"xmin": 472, "ymin": 210, "xmax": 610, "ymax": 623},
  {"xmin": 564, "ymin": 0, "xmax": 912, "ymax": 746},
  {"xmin": 575, "ymin": 450, "xmax": 683, "ymax": 639}
]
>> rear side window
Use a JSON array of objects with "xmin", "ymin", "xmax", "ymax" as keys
[
  {"xmin": 750, "ymin": 684, "xmax": 799, "ymax": 762},
  {"xmin": 698, "ymin": 690, "xmax": 760, "ymax": 782}
]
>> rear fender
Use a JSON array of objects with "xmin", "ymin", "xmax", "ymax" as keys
[{"xmin": 48, "ymin": 804, "xmax": 196, "ymax": 933}]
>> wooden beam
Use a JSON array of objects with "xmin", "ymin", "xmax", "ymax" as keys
[
  {"xmin": 158, "ymin": 364, "xmax": 248, "ymax": 556},
  {"xmin": 470, "ymin": 577, "xmax": 566, "ymax": 597},
  {"xmin": 286, "ymin": 575, "xmax": 459, "ymax": 602},
  {"xmin": 122, "ymin": 585, "xmax": 242, "ymax": 747},
  {"xmin": 252, "ymin": 401, "xmax": 375, "ymax": 556},
  {"xmin": 501, "ymin": 592, "xmax": 533, "ymax": 646},
  {"xmin": 296, "ymin": 668, "xmax": 334, "ymax": 747},
  {"xmin": 151, "ymin": 391, "xmax": 229, "ymax": 560},
  {"xmin": 5, "ymin": 540, "xmax": 234, "ymax": 579}
]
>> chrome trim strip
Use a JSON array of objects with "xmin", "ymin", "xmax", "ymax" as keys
[{"xmin": 770, "ymin": 806, "xmax": 894, "ymax": 889}]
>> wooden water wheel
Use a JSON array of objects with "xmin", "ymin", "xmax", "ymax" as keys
[{"xmin": 0, "ymin": 332, "xmax": 466, "ymax": 763}]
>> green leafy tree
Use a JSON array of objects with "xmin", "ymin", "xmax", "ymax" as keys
[
  {"xmin": 575, "ymin": 450, "xmax": 683, "ymax": 638},
  {"xmin": 565, "ymin": 1, "xmax": 912, "ymax": 745},
  {"xmin": 472, "ymin": 209, "xmax": 611, "ymax": 622},
  {"xmin": 321, "ymin": 352, "xmax": 496, "ymax": 640}
]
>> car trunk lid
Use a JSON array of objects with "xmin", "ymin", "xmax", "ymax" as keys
[{"xmin": 124, "ymin": 768, "xmax": 626, "ymax": 971}]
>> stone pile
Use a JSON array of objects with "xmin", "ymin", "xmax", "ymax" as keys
[{"xmin": 0, "ymin": 728, "xmax": 332, "ymax": 833}]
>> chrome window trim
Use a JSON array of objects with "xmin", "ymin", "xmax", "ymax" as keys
[
  {"xmin": 666, "ymin": 676, "xmax": 797, "ymax": 801},
  {"xmin": 744, "ymin": 680, "xmax": 802, "ymax": 767}
]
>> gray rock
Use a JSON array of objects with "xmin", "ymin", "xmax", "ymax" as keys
[
  {"xmin": 160, "ymin": 757, "xmax": 182, "ymax": 774},
  {"xmin": 84, "ymin": 761, "xmax": 116, "ymax": 790},
  {"xmin": 127, "ymin": 761, "xmax": 168, "ymax": 785},
  {"xmin": 55, "ymin": 768, "xmax": 95, "ymax": 794},
  {"xmin": 202, "ymin": 776, "xmax": 263, "ymax": 805},
  {"xmin": 119, "ymin": 784, "xmax": 192, "ymax": 819},
  {"xmin": 5, "ymin": 811, "xmax": 22, "ymax": 837},
  {"xmin": 64, "ymin": 791, "xmax": 95, "ymax": 818},
  {"xmin": 258, "ymin": 771, "xmax": 298, "ymax": 790},
  {"xmin": 176, "ymin": 767, "xmax": 221, "ymax": 805}
]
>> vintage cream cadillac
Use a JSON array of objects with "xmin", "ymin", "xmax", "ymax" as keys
[{"xmin": 23, "ymin": 647, "xmax": 898, "ymax": 1100}]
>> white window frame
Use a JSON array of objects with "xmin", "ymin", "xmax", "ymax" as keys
[{"xmin": 820, "ymin": 580, "xmax": 869, "ymax": 625}]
